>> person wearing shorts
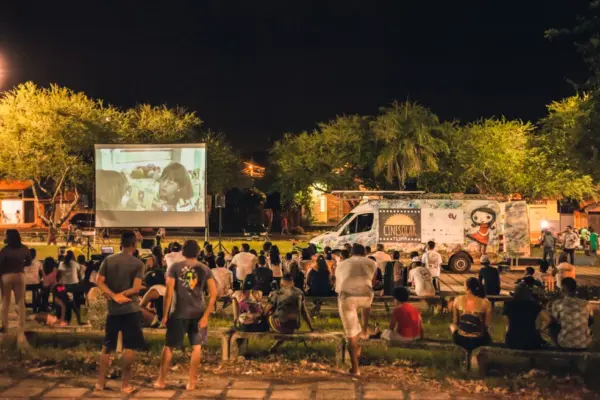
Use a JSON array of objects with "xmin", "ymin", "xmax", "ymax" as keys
[
  {"xmin": 334, "ymin": 243, "xmax": 377, "ymax": 376},
  {"xmin": 154, "ymin": 240, "xmax": 217, "ymax": 391},
  {"xmin": 95, "ymin": 231, "xmax": 145, "ymax": 394}
]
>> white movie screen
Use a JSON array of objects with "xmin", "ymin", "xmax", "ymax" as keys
[{"xmin": 94, "ymin": 144, "xmax": 206, "ymax": 228}]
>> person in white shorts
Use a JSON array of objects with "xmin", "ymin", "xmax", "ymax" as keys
[
  {"xmin": 334, "ymin": 243, "xmax": 377, "ymax": 376},
  {"xmin": 422, "ymin": 241, "xmax": 442, "ymax": 293}
]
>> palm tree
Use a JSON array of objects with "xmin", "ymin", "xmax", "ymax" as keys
[{"xmin": 372, "ymin": 101, "xmax": 447, "ymax": 189}]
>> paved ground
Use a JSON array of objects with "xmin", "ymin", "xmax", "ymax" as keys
[{"xmin": 0, "ymin": 374, "xmax": 475, "ymax": 400}]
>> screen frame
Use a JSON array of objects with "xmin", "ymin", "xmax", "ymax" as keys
[{"xmin": 93, "ymin": 143, "xmax": 207, "ymax": 229}]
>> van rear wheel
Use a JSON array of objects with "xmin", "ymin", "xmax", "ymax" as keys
[{"xmin": 449, "ymin": 254, "xmax": 471, "ymax": 273}]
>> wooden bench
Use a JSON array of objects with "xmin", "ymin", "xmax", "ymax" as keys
[
  {"xmin": 308, "ymin": 295, "xmax": 448, "ymax": 316},
  {"xmin": 221, "ymin": 330, "xmax": 346, "ymax": 364},
  {"xmin": 471, "ymin": 345, "xmax": 600, "ymax": 376},
  {"xmin": 336, "ymin": 338, "xmax": 471, "ymax": 370}
]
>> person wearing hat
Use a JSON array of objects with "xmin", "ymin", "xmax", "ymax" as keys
[{"xmin": 478, "ymin": 255, "xmax": 500, "ymax": 296}]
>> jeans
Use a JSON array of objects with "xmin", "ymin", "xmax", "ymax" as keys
[
  {"xmin": 564, "ymin": 248, "xmax": 575, "ymax": 265},
  {"xmin": 543, "ymin": 247, "xmax": 556, "ymax": 268},
  {"xmin": 1, "ymin": 273, "xmax": 25, "ymax": 336}
]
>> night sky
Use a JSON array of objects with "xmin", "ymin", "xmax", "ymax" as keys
[{"xmin": 0, "ymin": 1, "xmax": 591, "ymax": 151}]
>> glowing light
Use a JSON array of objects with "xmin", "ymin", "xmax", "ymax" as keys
[
  {"xmin": 0, "ymin": 53, "xmax": 7, "ymax": 89},
  {"xmin": 540, "ymin": 220, "xmax": 549, "ymax": 230}
]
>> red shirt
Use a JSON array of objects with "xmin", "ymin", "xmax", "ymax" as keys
[{"xmin": 392, "ymin": 303, "xmax": 422, "ymax": 338}]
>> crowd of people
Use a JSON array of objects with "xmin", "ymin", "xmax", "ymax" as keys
[{"xmin": 0, "ymin": 228, "xmax": 596, "ymax": 389}]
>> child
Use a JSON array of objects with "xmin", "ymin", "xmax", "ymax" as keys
[
  {"xmin": 154, "ymin": 162, "xmax": 194, "ymax": 211},
  {"xmin": 382, "ymin": 287, "xmax": 424, "ymax": 342}
]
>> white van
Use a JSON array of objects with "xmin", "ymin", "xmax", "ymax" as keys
[{"xmin": 309, "ymin": 197, "xmax": 530, "ymax": 272}]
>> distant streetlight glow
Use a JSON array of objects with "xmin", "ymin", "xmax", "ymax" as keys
[{"xmin": 0, "ymin": 53, "xmax": 7, "ymax": 90}]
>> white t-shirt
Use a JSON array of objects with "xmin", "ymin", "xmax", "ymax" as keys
[
  {"xmin": 164, "ymin": 251, "xmax": 185, "ymax": 268},
  {"xmin": 564, "ymin": 232, "xmax": 579, "ymax": 250},
  {"xmin": 408, "ymin": 266, "xmax": 435, "ymax": 296},
  {"xmin": 232, "ymin": 252, "xmax": 259, "ymax": 282},
  {"xmin": 212, "ymin": 267, "xmax": 234, "ymax": 297},
  {"xmin": 24, "ymin": 260, "xmax": 42, "ymax": 285},
  {"xmin": 422, "ymin": 250, "xmax": 442, "ymax": 278},
  {"xmin": 334, "ymin": 256, "xmax": 377, "ymax": 297},
  {"xmin": 58, "ymin": 261, "xmax": 81, "ymax": 285}
]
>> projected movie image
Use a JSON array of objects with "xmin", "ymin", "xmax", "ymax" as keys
[{"xmin": 95, "ymin": 144, "xmax": 206, "ymax": 228}]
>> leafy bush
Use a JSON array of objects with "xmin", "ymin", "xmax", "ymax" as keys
[{"xmin": 290, "ymin": 226, "xmax": 305, "ymax": 235}]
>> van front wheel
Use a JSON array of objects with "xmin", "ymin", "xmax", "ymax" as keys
[{"xmin": 449, "ymin": 254, "xmax": 471, "ymax": 273}]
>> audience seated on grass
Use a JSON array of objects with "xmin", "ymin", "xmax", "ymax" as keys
[
  {"xmin": 451, "ymin": 278, "xmax": 492, "ymax": 351},
  {"xmin": 213, "ymin": 256, "xmax": 233, "ymax": 298},
  {"xmin": 407, "ymin": 261, "xmax": 435, "ymax": 297},
  {"xmin": 549, "ymin": 277, "xmax": 592, "ymax": 350},
  {"xmin": 307, "ymin": 255, "xmax": 335, "ymax": 297},
  {"xmin": 269, "ymin": 245, "xmax": 283, "ymax": 287},
  {"xmin": 41, "ymin": 257, "xmax": 58, "ymax": 312},
  {"xmin": 263, "ymin": 273, "xmax": 314, "ymax": 334},
  {"xmin": 232, "ymin": 275, "xmax": 268, "ymax": 332},
  {"xmin": 555, "ymin": 252, "xmax": 576, "ymax": 290},
  {"xmin": 253, "ymin": 255, "xmax": 274, "ymax": 295},
  {"xmin": 503, "ymin": 284, "xmax": 550, "ymax": 350},
  {"xmin": 232, "ymin": 243, "xmax": 258, "ymax": 283},
  {"xmin": 382, "ymin": 287, "xmax": 423, "ymax": 342},
  {"xmin": 539, "ymin": 261, "xmax": 555, "ymax": 292},
  {"xmin": 288, "ymin": 258, "xmax": 306, "ymax": 293},
  {"xmin": 478, "ymin": 255, "xmax": 500, "ymax": 296}
]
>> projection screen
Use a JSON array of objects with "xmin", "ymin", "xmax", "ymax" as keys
[{"xmin": 94, "ymin": 144, "xmax": 206, "ymax": 228}]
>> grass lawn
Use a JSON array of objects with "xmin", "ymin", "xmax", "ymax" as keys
[{"xmin": 28, "ymin": 238, "xmax": 309, "ymax": 260}]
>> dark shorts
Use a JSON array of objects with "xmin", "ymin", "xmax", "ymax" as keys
[
  {"xmin": 453, "ymin": 331, "xmax": 491, "ymax": 351},
  {"xmin": 104, "ymin": 312, "xmax": 145, "ymax": 352},
  {"xmin": 166, "ymin": 317, "xmax": 207, "ymax": 348}
]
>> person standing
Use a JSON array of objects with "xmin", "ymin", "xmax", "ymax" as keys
[
  {"xmin": 478, "ymin": 255, "xmax": 500, "ymax": 296},
  {"xmin": 540, "ymin": 230, "xmax": 557, "ymax": 268},
  {"xmin": 589, "ymin": 227, "xmax": 598, "ymax": 256},
  {"xmin": 95, "ymin": 231, "xmax": 145, "ymax": 394},
  {"xmin": 334, "ymin": 243, "xmax": 378, "ymax": 376},
  {"xmin": 422, "ymin": 241, "xmax": 442, "ymax": 293},
  {"xmin": 562, "ymin": 226, "xmax": 579, "ymax": 265},
  {"xmin": 0, "ymin": 229, "xmax": 32, "ymax": 347},
  {"xmin": 155, "ymin": 240, "xmax": 217, "ymax": 391}
]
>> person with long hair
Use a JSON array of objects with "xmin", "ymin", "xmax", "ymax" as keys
[
  {"xmin": 307, "ymin": 255, "xmax": 334, "ymax": 297},
  {"xmin": 269, "ymin": 245, "xmax": 282, "ymax": 289},
  {"xmin": 288, "ymin": 258, "xmax": 306, "ymax": 293},
  {"xmin": 0, "ymin": 229, "xmax": 32, "ymax": 344},
  {"xmin": 41, "ymin": 257, "xmax": 58, "ymax": 312},
  {"xmin": 450, "ymin": 277, "xmax": 493, "ymax": 351}
]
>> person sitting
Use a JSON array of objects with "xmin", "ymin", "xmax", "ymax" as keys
[
  {"xmin": 451, "ymin": 278, "xmax": 492, "ymax": 351},
  {"xmin": 232, "ymin": 275, "xmax": 267, "ymax": 332},
  {"xmin": 539, "ymin": 261, "xmax": 555, "ymax": 292},
  {"xmin": 140, "ymin": 284, "xmax": 166, "ymax": 328},
  {"xmin": 307, "ymin": 255, "xmax": 334, "ymax": 297},
  {"xmin": 407, "ymin": 261, "xmax": 435, "ymax": 297},
  {"xmin": 213, "ymin": 256, "xmax": 233, "ymax": 299},
  {"xmin": 269, "ymin": 246, "xmax": 283, "ymax": 288},
  {"xmin": 288, "ymin": 259, "xmax": 305, "ymax": 292},
  {"xmin": 253, "ymin": 255, "xmax": 274, "ymax": 296},
  {"xmin": 264, "ymin": 273, "xmax": 314, "ymax": 336},
  {"xmin": 515, "ymin": 267, "xmax": 543, "ymax": 288},
  {"xmin": 409, "ymin": 251, "xmax": 420, "ymax": 264},
  {"xmin": 549, "ymin": 277, "xmax": 592, "ymax": 350},
  {"xmin": 503, "ymin": 284, "xmax": 550, "ymax": 350},
  {"xmin": 554, "ymin": 253, "xmax": 576, "ymax": 290},
  {"xmin": 382, "ymin": 287, "xmax": 423, "ymax": 342},
  {"xmin": 478, "ymin": 255, "xmax": 500, "ymax": 296}
]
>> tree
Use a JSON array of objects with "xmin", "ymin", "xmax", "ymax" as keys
[
  {"xmin": 371, "ymin": 101, "xmax": 448, "ymax": 189},
  {"xmin": 271, "ymin": 115, "xmax": 377, "ymax": 209},
  {"xmin": 0, "ymin": 82, "xmax": 113, "ymax": 233},
  {"xmin": 202, "ymin": 131, "xmax": 240, "ymax": 194}
]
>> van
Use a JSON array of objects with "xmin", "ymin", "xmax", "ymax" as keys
[{"xmin": 309, "ymin": 197, "xmax": 530, "ymax": 272}]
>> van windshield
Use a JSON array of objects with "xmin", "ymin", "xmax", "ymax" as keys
[{"xmin": 333, "ymin": 213, "xmax": 354, "ymax": 233}]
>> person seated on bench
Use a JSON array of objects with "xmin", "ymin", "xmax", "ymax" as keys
[
  {"xmin": 307, "ymin": 255, "xmax": 335, "ymax": 297},
  {"xmin": 264, "ymin": 273, "xmax": 314, "ymax": 335},
  {"xmin": 478, "ymin": 255, "xmax": 500, "ymax": 296},
  {"xmin": 549, "ymin": 277, "xmax": 592, "ymax": 350},
  {"xmin": 503, "ymin": 284, "xmax": 550, "ymax": 350},
  {"xmin": 253, "ymin": 255, "xmax": 274, "ymax": 296},
  {"xmin": 407, "ymin": 261, "xmax": 435, "ymax": 297},
  {"xmin": 539, "ymin": 261, "xmax": 555, "ymax": 292},
  {"xmin": 232, "ymin": 275, "xmax": 268, "ymax": 332},
  {"xmin": 451, "ymin": 278, "xmax": 492, "ymax": 351},
  {"xmin": 382, "ymin": 287, "xmax": 424, "ymax": 342},
  {"xmin": 554, "ymin": 253, "xmax": 576, "ymax": 290}
]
